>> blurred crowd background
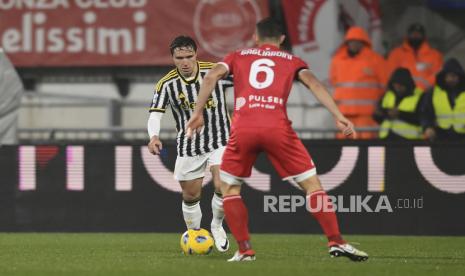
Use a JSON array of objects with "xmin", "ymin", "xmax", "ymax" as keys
[{"xmin": 1, "ymin": 0, "xmax": 465, "ymax": 144}]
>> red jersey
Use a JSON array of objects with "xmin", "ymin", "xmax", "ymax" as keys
[{"xmin": 219, "ymin": 44, "xmax": 308, "ymax": 128}]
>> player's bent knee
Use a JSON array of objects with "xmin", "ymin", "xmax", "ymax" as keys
[
  {"xmin": 298, "ymin": 177, "xmax": 323, "ymax": 194},
  {"xmin": 182, "ymin": 190, "xmax": 201, "ymax": 201},
  {"xmin": 292, "ymin": 168, "xmax": 317, "ymax": 183},
  {"xmin": 180, "ymin": 181, "xmax": 202, "ymax": 201},
  {"xmin": 182, "ymin": 196, "xmax": 201, "ymax": 205},
  {"xmin": 221, "ymin": 183, "xmax": 241, "ymax": 196},
  {"xmin": 219, "ymin": 170, "xmax": 244, "ymax": 186},
  {"xmin": 285, "ymin": 168, "xmax": 322, "ymax": 193}
]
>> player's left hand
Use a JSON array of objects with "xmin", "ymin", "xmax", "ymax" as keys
[
  {"xmin": 186, "ymin": 112, "xmax": 204, "ymax": 139},
  {"xmin": 335, "ymin": 116, "xmax": 357, "ymax": 139}
]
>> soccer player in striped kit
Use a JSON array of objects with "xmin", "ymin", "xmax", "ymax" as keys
[
  {"xmin": 147, "ymin": 36, "xmax": 232, "ymax": 252},
  {"xmin": 187, "ymin": 18, "xmax": 369, "ymax": 262}
]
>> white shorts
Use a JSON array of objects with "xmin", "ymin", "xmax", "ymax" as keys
[{"xmin": 174, "ymin": 146, "xmax": 225, "ymax": 181}]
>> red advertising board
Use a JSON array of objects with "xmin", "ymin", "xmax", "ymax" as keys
[
  {"xmin": 280, "ymin": 0, "xmax": 382, "ymax": 84},
  {"xmin": 281, "ymin": 0, "xmax": 381, "ymax": 48},
  {"xmin": 0, "ymin": 0, "xmax": 268, "ymax": 67}
]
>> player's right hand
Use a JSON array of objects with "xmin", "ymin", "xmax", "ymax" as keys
[
  {"xmin": 335, "ymin": 116, "xmax": 357, "ymax": 139},
  {"xmin": 148, "ymin": 136, "xmax": 163, "ymax": 155},
  {"xmin": 186, "ymin": 112, "xmax": 204, "ymax": 139}
]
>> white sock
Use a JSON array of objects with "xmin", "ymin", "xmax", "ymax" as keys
[
  {"xmin": 182, "ymin": 200, "xmax": 202, "ymax": 229},
  {"xmin": 211, "ymin": 193, "xmax": 224, "ymax": 228}
]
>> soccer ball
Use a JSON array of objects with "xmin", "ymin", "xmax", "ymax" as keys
[{"xmin": 180, "ymin": 228, "xmax": 214, "ymax": 255}]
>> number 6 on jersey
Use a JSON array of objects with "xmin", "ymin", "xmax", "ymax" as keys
[{"xmin": 249, "ymin": 58, "xmax": 275, "ymax": 89}]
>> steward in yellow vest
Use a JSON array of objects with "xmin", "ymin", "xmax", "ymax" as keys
[
  {"xmin": 421, "ymin": 58, "xmax": 465, "ymax": 141},
  {"xmin": 373, "ymin": 68, "xmax": 424, "ymax": 140}
]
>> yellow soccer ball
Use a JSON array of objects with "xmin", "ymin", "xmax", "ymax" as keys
[{"xmin": 180, "ymin": 228, "xmax": 214, "ymax": 255}]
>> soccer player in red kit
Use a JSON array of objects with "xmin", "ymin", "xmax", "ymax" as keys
[{"xmin": 186, "ymin": 18, "xmax": 369, "ymax": 262}]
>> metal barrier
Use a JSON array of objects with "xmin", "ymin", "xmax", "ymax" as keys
[
  {"xmin": 18, "ymin": 91, "xmax": 379, "ymax": 142},
  {"xmin": 17, "ymin": 127, "xmax": 380, "ymax": 143}
]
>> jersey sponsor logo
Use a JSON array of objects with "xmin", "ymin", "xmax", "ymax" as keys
[
  {"xmin": 235, "ymin": 97, "xmax": 246, "ymax": 111},
  {"xmin": 178, "ymin": 91, "xmax": 216, "ymax": 111},
  {"xmin": 246, "ymin": 95, "xmax": 284, "ymax": 110},
  {"xmin": 249, "ymin": 95, "xmax": 284, "ymax": 105}
]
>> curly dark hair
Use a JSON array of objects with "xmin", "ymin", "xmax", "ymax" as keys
[{"xmin": 169, "ymin": 36, "xmax": 197, "ymax": 55}]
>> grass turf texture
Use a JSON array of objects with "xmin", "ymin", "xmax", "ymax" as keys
[{"xmin": 0, "ymin": 234, "xmax": 464, "ymax": 276}]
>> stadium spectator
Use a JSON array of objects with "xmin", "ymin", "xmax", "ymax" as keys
[
  {"xmin": 330, "ymin": 26, "xmax": 388, "ymax": 139},
  {"xmin": 387, "ymin": 23, "xmax": 443, "ymax": 90},
  {"xmin": 421, "ymin": 58, "xmax": 465, "ymax": 141},
  {"xmin": 374, "ymin": 68, "xmax": 424, "ymax": 140}
]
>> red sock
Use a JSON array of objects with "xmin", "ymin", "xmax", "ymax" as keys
[
  {"xmin": 307, "ymin": 190, "xmax": 345, "ymax": 246},
  {"xmin": 223, "ymin": 195, "xmax": 252, "ymax": 253}
]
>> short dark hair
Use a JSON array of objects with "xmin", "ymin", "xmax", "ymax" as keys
[
  {"xmin": 256, "ymin": 17, "xmax": 283, "ymax": 39},
  {"xmin": 169, "ymin": 36, "xmax": 197, "ymax": 55}
]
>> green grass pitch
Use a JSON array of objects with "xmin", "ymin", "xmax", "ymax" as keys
[{"xmin": 0, "ymin": 234, "xmax": 464, "ymax": 276}]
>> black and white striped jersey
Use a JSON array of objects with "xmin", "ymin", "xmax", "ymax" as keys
[{"xmin": 149, "ymin": 61, "xmax": 233, "ymax": 157}]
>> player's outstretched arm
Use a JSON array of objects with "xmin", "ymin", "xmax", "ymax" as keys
[
  {"xmin": 298, "ymin": 69, "xmax": 357, "ymax": 138},
  {"xmin": 186, "ymin": 64, "xmax": 229, "ymax": 138}
]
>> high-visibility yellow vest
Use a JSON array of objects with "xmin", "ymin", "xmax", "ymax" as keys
[
  {"xmin": 379, "ymin": 88, "xmax": 423, "ymax": 139},
  {"xmin": 433, "ymin": 87, "xmax": 465, "ymax": 134}
]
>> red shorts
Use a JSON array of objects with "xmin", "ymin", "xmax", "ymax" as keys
[{"xmin": 220, "ymin": 127, "xmax": 315, "ymax": 181}]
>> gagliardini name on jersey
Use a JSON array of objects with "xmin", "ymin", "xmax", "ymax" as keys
[{"xmin": 239, "ymin": 48, "xmax": 293, "ymax": 60}]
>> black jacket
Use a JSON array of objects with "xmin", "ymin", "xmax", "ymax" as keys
[
  {"xmin": 421, "ymin": 58, "xmax": 465, "ymax": 140},
  {"xmin": 373, "ymin": 68, "xmax": 423, "ymax": 127}
]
